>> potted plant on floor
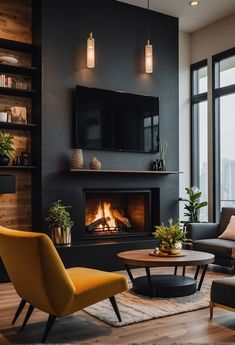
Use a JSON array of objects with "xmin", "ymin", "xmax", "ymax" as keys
[
  {"xmin": 0, "ymin": 131, "xmax": 15, "ymax": 166},
  {"xmin": 184, "ymin": 186, "xmax": 208, "ymax": 223},
  {"xmin": 45, "ymin": 200, "xmax": 74, "ymax": 245},
  {"xmin": 152, "ymin": 218, "xmax": 189, "ymax": 255}
]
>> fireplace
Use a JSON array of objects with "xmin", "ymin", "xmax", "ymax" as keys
[{"xmin": 84, "ymin": 189, "xmax": 159, "ymax": 238}]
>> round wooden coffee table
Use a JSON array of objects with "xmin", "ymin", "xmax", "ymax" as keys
[{"xmin": 117, "ymin": 249, "xmax": 214, "ymax": 298}]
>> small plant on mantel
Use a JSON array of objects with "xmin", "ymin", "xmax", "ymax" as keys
[
  {"xmin": 0, "ymin": 131, "xmax": 15, "ymax": 166},
  {"xmin": 45, "ymin": 200, "xmax": 74, "ymax": 245}
]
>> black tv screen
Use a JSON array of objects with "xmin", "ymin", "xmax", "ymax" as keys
[{"xmin": 74, "ymin": 85, "xmax": 159, "ymax": 153}]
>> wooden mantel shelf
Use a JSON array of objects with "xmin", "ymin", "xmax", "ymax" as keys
[{"xmin": 70, "ymin": 169, "xmax": 182, "ymax": 174}]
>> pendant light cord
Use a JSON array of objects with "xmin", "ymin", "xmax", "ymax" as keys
[{"xmin": 147, "ymin": 0, "xmax": 150, "ymax": 42}]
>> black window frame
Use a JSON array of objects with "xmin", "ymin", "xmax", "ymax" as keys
[
  {"xmin": 190, "ymin": 59, "xmax": 208, "ymax": 190},
  {"xmin": 212, "ymin": 47, "xmax": 235, "ymax": 221}
]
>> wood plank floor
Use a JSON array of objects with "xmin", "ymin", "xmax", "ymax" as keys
[{"xmin": 1, "ymin": 267, "xmax": 235, "ymax": 344}]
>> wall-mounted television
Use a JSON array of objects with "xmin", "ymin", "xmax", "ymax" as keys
[{"xmin": 74, "ymin": 85, "xmax": 159, "ymax": 153}]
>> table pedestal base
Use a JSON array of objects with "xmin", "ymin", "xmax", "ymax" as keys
[{"xmin": 132, "ymin": 274, "xmax": 197, "ymax": 297}]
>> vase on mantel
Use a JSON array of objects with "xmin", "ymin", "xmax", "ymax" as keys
[
  {"xmin": 71, "ymin": 149, "xmax": 84, "ymax": 169},
  {"xmin": 89, "ymin": 157, "xmax": 101, "ymax": 170}
]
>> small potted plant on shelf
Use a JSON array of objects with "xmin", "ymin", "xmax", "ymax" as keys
[
  {"xmin": 184, "ymin": 186, "xmax": 208, "ymax": 223},
  {"xmin": 152, "ymin": 218, "xmax": 189, "ymax": 255},
  {"xmin": 0, "ymin": 131, "xmax": 15, "ymax": 166},
  {"xmin": 45, "ymin": 200, "xmax": 74, "ymax": 245}
]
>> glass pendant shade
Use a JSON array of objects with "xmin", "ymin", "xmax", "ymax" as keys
[
  {"xmin": 145, "ymin": 40, "xmax": 153, "ymax": 73},
  {"xmin": 87, "ymin": 32, "xmax": 95, "ymax": 68}
]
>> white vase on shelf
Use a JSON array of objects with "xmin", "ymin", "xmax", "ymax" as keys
[
  {"xmin": 71, "ymin": 149, "xmax": 84, "ymax": 169},
  {"xmin": 89, "ymin": 157, "xmax": 101, "ymax": 170}
]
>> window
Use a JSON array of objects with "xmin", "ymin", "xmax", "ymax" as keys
[
  {"xmin": 191, "ymin": 60, "xmax": 208, "ymax": 221},
  {"xmin": 213, "ymin": 48, "xmax": 235, "ymax": 220}
]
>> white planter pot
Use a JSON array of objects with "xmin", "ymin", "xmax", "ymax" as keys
[{"xmin": 0, "ymin": 112, "xmax": 8, "ymax": 122}]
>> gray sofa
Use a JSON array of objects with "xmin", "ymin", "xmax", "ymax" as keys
[{"xmin": 187, "ymin": 208, "xmax": 235, "ymax": 272}]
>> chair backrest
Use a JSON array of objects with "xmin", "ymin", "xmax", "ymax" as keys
[
  {"xmin": 0, "ymin": 226, "xmax": 75, "ymax": 316},
  {"xmin": 218, "ymin": 208, "xmax": 235, "ymax": 235}
]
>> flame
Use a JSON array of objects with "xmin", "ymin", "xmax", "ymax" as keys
[{"xmin": 93, "ymin": 202, "xmax": 117, "ymax": 229}]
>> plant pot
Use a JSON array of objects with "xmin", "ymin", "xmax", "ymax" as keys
[
  {"xmin": 160, "ymin": 242, "xmax": 182, "ymax": 255},
  {"xmin": 0, "ymin": 155, "xmax": 10, "ymax": 166},
  {"xmin": 51, "ymin": 227, "xmax": 71, "ymax": 245}
]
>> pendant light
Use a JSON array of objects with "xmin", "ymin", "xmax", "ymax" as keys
[
  {"xmin": 145, "ymin": 0, "xmax": 153, "ymax": 73},
  {"xmin": 87, "ymin": 32, "xmax": 95, "ymax": 68}
]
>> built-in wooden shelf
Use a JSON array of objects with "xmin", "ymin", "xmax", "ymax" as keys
[
  {"xmin": 0, "ymin": 121, "xmax": 38, "ymax": 131},
  {"xmin": 0, "ymin": 63, "xmax": 37, "ymax": 76},
  {"xmin": 0, "ymin": 165, "xmax": 36, "ymax": 170},
  {"xmin": 0, "ymin": 38, "xmax": 35, "ymax": 53},
  {"xmin": 71, "ymin": 169, "xmax": 182, "ymax": 174},
  {"xmin": 0, "ymin": 86, "xmax": 36, "ymax": 97}
]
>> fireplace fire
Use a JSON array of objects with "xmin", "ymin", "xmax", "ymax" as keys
[
  {"xmin": 86, "ymin": 201, "xmax": 132, "ymax": 234},
  {"xmin": 84, "ymin": 190, "xmax": 153, "ymax": 237}
]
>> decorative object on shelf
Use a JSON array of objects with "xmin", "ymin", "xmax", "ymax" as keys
[
  {"xmin": 145, "ymin": 0, "xmax": 153, "ymax": 73},
  {"xmin": 87, "ymin": 32, "xmax": 95, "ymax": 68},
  {"xmin": 0, "ymin": 131, "xmax": 15, "ymax": 166},
  {"xmin": 0, "ymin": 110, "xmax": 8, "ymax": 122},
  {"xmin": 45, "ymin": 200, "xmax": 74, "ymax": 245},
  {"xmin": 13, "ymin": 156, "xmax": 21, "ymax": 166},
  {"xmin": 20, "ymin": 151, "xmax": 31, "ymax": 166},
  {"xmin": 158, "ymin": 139, "xmax": 168, "ymax": 171},
  {"xmin": 71, "ymin": 148, "xmax": 84, "ymax": 169},
  {"xmin": 0, "ymin": 55, "xmax": 18, "ymax": 65},
  {"xmin": 152, "ymin": 218, "xmax": 189, "ymax": 255},
  {"xmin": 10, "ymin": 106, "xmax": 27, "ymax": 124},
  {"xmin": 184, "ymin": 186, "xmax": 208, "ymax": 223},
  {"xmin": 89, "ymin": 157, "xmax": 101, "ymax": 170}
]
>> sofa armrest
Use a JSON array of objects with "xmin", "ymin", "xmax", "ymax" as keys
[{"xmin": 187, "ymin": 223, "xmax": 219, "ymax": 241}]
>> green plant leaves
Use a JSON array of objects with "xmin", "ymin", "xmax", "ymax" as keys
[
  {"xmin": 152, "ymin": 218, "xmax": 188, "ymax": 248},
  {"xmin": 0, "ymin": 131, "xmax": 15, "ymax": 157},
  {"xmin": 45, "ymin": 200, "xmax": 74, "ymax": 228},
  {"xmin": 184, "ymin": 186, "xmax": 208, "ymax": 223}
]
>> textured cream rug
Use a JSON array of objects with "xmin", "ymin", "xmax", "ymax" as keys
[{"xmin": 84, "ymin": 268, "xmax": 228, "ymax": 327}]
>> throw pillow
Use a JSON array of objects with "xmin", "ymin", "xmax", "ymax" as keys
[{"xmin": 219, "ymin": 215, "xmax": 235, "ymax": 240}]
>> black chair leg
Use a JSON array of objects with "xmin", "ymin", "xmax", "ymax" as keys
[
  {"xmin": 12, "ymin": 298, "xmax": 26, "ymax": 325},
  {"xmin": 41, "ymin": 314, "xmax": 56, "ymax": 343},
  {"xmin": 20, "ymin": 304, "xmax": 34, "ymax": 331},
  {"xmin": 109, "ymin": 296, "xmax": 122, "ymax": 322}
]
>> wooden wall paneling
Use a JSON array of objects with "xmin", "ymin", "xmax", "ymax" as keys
[
  {"xmin": 0, "ymin": 171, "xmax": 31, "ymax": 230},
  {"xmin": 0, "ymin": 0, "xmax": 32, "ymax": 44}
]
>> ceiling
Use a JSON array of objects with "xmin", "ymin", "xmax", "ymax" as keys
[{"xmin": 117, "ymin": 0, "xmax": 235, "ymax": 33}]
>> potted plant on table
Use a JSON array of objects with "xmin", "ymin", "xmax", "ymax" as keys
[
  {"xmin": 0, "ymin": 131, "xmax": 15, "ymax": 166},
  {"xmin": 152, "ymin": 218, "xmax": 189, "ymax": 255},
  {"xmin": 45, "ymin": 200, "xmax": 74, "ymax": 245}
]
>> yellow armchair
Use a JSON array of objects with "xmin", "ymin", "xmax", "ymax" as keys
[{"xmin": 0, "ymin": 226, "xmax": 128, "ymax": 342}]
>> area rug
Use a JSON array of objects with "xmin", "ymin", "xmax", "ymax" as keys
[{"xmin": 84, "ymin": 268, "xmax": 228, "ymax": 327}]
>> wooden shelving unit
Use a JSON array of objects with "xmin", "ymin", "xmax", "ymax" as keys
[
  {"xmin": 0, "ymin": 121, "xmax": 38, "ymax": 131},
  {"xmin": 0, "ymin": 165, "xmax": 37, "ymax": 170},
  {"xmin": 0, "ymin": 37, "xmax": 41, "ymax": 231},
  {"xmin": 71, "ymin": 169, "xmax": 182, "ymax": 174}
]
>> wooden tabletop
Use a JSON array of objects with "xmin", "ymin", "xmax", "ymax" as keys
[{"xmin": 117, "ymin": 249, "xmax": 215, "ymax": 267}]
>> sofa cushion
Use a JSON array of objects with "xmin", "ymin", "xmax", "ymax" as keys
[
  {"xmin": 193, "ymin": 238, "xmax": 235, "ymax": 259},
  {"xmin": 218, "ymin": 208, "xmax": 235, "ymax": 235},
  {"xmin": 219, "ymin": 216, "xmax": 235, "ymax": 240},
  {"xmin": 211, "ymin": 277, "xmax": 235, "ymax": 308}
]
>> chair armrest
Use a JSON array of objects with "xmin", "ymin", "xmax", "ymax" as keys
[{"xmin": 187, "ymin": 223, "xmax": 219, "ymax": 241}]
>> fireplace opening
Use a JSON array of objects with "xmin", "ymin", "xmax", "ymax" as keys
[{"xmin": 84, "ymin": 190, "xmax": 152, "ymax": 238}]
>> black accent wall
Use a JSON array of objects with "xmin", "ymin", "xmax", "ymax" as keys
[{"xmin": 39, "ymin": 0, "xmax": 179, "ymax": 260}]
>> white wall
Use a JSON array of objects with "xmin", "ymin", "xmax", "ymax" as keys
[
  {"xmin": 179, "ymin": 31, "xmax": 191, "ymax": 220},
  {"xmin": 179, "ymin": 13, "xmax": 235, "ymax": 221}
]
